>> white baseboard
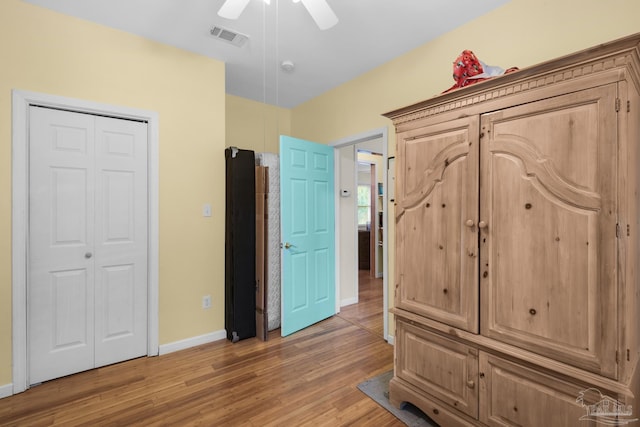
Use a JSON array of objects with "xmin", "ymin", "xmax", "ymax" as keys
[
  {"xmin": 158, "ymin": 329, "xmax": 226, "ymax": 355},
  {"xmin": 340, "ymin": 297, "xmax": 358, "ymax": 307},
  {"xmin": 386, "ymin": 335, "xmax": 395, "ymax": 345},
  {"xmin": 0, "ymin": 383, "xmax": 13, "ymax": 399}
]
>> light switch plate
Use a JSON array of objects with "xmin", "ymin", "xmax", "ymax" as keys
[{"xmin": 203, "ymin": 204, "xmax": 212, "ymax": 217}]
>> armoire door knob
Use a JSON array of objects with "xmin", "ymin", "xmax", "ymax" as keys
[
  {"xmin": 465, "ymin": 220, "xmax": 474, "ymax": 227},
  {"xmin": 478, "ymin": 221, "xmax": 488, "ymax": 229}
]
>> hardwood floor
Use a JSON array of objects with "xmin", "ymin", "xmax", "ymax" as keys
[
  {"xmin": 337, "ymin": 271, "xmax": 384, "ymax": 337},
  {"xmin": 0, "ymin": 281, "xmax": 401, "ymax": 427}
]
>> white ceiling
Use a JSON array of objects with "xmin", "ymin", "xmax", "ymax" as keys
[{"xmin": 24, "ymin": 0, "xmax": 511, "ymax": 108}]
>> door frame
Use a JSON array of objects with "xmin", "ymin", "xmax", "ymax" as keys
[
  {"xmin": 368, "ymin": 163, "xmax": 377, "ymax": 278},
  {"xmin": 11, "ymin": 90, "xmax": 160, "ymax": 394},
  {"xmin": 330, "ymin": 127, "xmax": 389, "ymax": 341}
]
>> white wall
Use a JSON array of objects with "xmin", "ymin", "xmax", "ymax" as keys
[{"xmin": 338, "ymin": 145, "xmax": 358, "ymax": 306}]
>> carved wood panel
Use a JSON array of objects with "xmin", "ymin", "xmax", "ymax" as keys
[
  {"xmin": 396, "ymin": 319, "xmax": 479, "ymax": 418},
  {"xmin": 480, "ymin": 84, "xmax": 619, "ymax": 379},
  {"xmin": 396, "ymin": 116, "xmax": 479, "ymax": 333}
]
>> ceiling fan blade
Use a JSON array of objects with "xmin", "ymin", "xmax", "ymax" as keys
[
  {"xmin": 300, "ymin": 0, "xmax": 338, "ymax": 30},
  {"xmin": 218, "ymin": 0, "xmax": 251, "ymax": 19}
]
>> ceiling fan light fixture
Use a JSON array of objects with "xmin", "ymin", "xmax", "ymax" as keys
[
  {"xmin": 218, "ymin": 0, "xmax": 251, "ymax": 19},
  {"xmin": 300, "ymin": 0, "xmax": 338, "ymax": 30},
  {"xmin": 217, "ymin": 0, "xmax": 338, "ymax": 30}
]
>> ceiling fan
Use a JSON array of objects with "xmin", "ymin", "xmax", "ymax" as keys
[{"xmin": 218, "ymin": 0, "xmax": 338, "ymax": 30}]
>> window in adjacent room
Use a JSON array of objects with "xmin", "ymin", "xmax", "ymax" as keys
[{"xmin": 357, "ymin": 184, "xmax": 371, "ymax": 230}]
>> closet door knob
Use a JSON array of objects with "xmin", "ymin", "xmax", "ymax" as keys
[
  {"xmin": 465, "ymin": 220, "xmax": 474, "ymax": 227},
  {"xmin": 85, "ymin": 252, "xmax": 93, "ymax": 259},
  {"xmin": 478, "ymin": 221, "xmax": 488, "ymax": 229},
  {"xmin": 284, "ymin": 242, "xmax": 292, "ymax": 249},
  {"xmin": 467, "ymin": 380, "xmax": 475, "ymax": 389}
]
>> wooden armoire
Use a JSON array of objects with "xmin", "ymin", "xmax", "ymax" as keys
[{"xmin": 384, "ymin": 33, "xmax": 640, "ymax": 426}]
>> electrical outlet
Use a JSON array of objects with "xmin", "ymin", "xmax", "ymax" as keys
[{"xmin": 202, "ymin": 295, "xmax": 211, "ymax": 309}]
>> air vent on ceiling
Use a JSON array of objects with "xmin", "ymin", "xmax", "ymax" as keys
[{"xmin": 210, "ymin": 26, "xmax": 249, "ymax": 47}]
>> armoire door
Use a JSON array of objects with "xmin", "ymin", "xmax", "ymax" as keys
[
  {"xmin": 480, "ymin": 84, "xmax": 618, "ymax": 378},
  {"xmin": 395, "ymin": 116, "xmax": 480, "ymax": 333},
  {"xmin": 29, "ymin": 106, "xmax": 148, "ymax": 384}
]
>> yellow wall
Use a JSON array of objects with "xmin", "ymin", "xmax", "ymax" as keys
[
  {"xmin": 226, "ymin": 94, "xmax": 291, "ymax": 153},
  {"xmin": 0, "ymin": 0, "xmax": 226, "ymax": 385},
  {"xmin": 292, "ymin": 0, "xmax": 640, "ymax": 144},
  {"xmin": 291, "ymin": 0, "xmax": 640, "ymax": 336},
  {"xmin": 357, "ymin": 153, "xmax": 384, "ymax": 185}
]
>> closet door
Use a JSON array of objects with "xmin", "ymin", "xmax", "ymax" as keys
[
  {"xmin": 29, "ymin": 107, "xmax": 148, "ymax": 384},
  {"xmin": 93, "ymin": 115, "xmax": 148, "ymax": 367},
  {"xmin": 395, "ymin": 116, "xmax": 480, "ymax": 333},
  {"xmin": 480, "ymin": 84, "xmax": 618, "ymax": 378},
  {"xmin": 29, "ymin": 107, "xmax": 96, "ymax": 383}
]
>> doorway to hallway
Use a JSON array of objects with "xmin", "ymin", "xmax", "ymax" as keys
[{"xmin": 331, "ymin": 127, "xmax": 388, "ymax": 341}]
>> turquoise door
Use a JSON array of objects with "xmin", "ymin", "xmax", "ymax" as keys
[{"xmin": 280, "ymin": 135, "xmax": 335, "ymax": 336}]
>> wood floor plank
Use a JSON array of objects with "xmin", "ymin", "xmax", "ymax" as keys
[
  {"xmin": 0, "ymin": 278, "xmax": 400, "ymax": 426},
  {"xmin": 339, "ymin": 271, "xmax": 385, "ymax": 337}
]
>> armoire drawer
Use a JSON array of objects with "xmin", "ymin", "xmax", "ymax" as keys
[
  {"xmin": 479, "ymin": 352, "xmax": 612, "ymax": 426},
  {"xmin": 395, "ymin": 319, "xmax": 479, "ymax": 418}
]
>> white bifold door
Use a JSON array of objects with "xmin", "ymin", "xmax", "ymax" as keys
[{"xmin": 28, "ymin": 106, "xmax": 148, "ymax": 384}]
